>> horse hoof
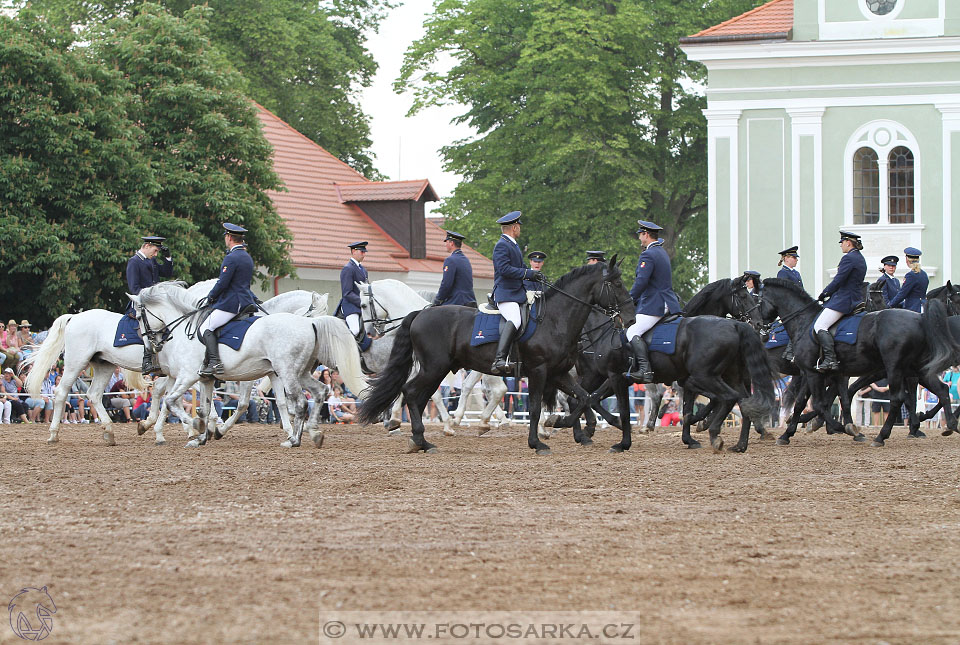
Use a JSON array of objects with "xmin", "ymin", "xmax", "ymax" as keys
[
  {"xmin": 853, "ymin": 433, "xmax": 867, "ymax": 443},
  {"xmin": 609, "ymin": 445, "xmax": 625, "ymax": 453},
  {"xmin": 47, "ymin": 437, "xmax": 59, "ymax": 445},
  {"xmin": 405, "ymin": 438, "xmax": 421, "ymax": 454},
  {"xmin": 728, "ymin": 444, "xmax": 747, "ymax": 453},
  {"xmin": 425, "ymin": 446, "xmax": 438, "ymax": 454},
  {"xmin": 311, "ymin": 433, "xmax": 324, "ymax": 448},
  {"xmin": 942, "ymin": 429, "xmax": 955, "ymax": 437},
  {"xmin": 103, "ymin": 433, "xmax": 116, "ymax": 446},
  {"xmin": 908, "ymin": 430, "xmax": 926, "ymax": 439},
  {"xmin": 442, "ymin": 428, "xmax": 456, "ymax": 437},
  {"xmin": 711, "ymin": 440, "xmax": 724, "ymax": 453},
  {"xmin": 535, "ymin": 447, "xmax": 552, "ymax": 456},
  {"xmin": 214, "ymin": 429, "xmax": 224, "ymax": 440},
  {"xmin": 776, "ymin": 437, "xmax": 790, "ymax": 446},
  {"xmin": 155, "ymin": 439, "xmax": 166, "ymax": 446},
  {"xmin": 578, "ymin": 438, "xmax": 594, "ymax": 447},
  {"xmin": 685, "ymin": 441, "xmax": 701, "ymax": 450},
  {"xmin": 870, "ymin": 439, "xmax": 884, "ymax": 448},
  {"xmin": 544, "ymin": 414, "xmax": 559, "ymax": 428},
  {"xmin": 384, "ymin": 419, "xmax": 401, "ymax": 432},
  {"xmin": 388, "ymin": 428, "xmax": 404, "ymax": 437},
  {"xmin": 844, "ymin": 423, "xmax": 859, "ymax": 436},
  {"xmin": 281, "ymin": 440, "xmax": 294, "ymax": 448},
  {"xmin": 479, "ymin": 427, "xmax": 492, "ymax": 437},
  {"xmin": 136, "ymin": 422, "xmax": 147, "ymax": 436},
  {"xmin": 537, "ymin": 432, "xmax": 550, "ymax": 441}
]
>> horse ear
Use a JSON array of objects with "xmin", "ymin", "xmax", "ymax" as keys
[{"xmin": 948, "ymin": 279, "xmax": 954, "ymax": 289}]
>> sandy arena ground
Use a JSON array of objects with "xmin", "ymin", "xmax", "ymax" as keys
[{"xmin": 1, "ymin": 419, "xmax": 959, "ymax": 644}]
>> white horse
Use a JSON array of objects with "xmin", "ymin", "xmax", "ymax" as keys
[
  {"xmin": 134, "ymin": 281, "xmax": 329, "ymax": 440},
  {"xmin": 132, "ymin": 282, "xmax": 363, "ymax": 447},
  {"xmin": 362, "ymin": 280, "xmax": 515, "ymax": 436}
]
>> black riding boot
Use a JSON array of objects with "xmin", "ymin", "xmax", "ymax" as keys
[
  {"xmin": 815, "ymin": 330, "xmax": 839, "ymax": 372},
  {"xmin": 198, "ymin": 330, "xmax": 224, "ymax": 376},
  {"xmin": 623, "ymin": 336, "xmax": 654, "ymax": 384},
  {"xmin": 782, "ymin": 340, "xmax": 795, "ymax": 363},
  {"xmin": 490, "ymin": 322, "xmax": 518, "ymax": 375},
  {"xmin": 141, "ymin": 347, "xmax": 162, "ymax": 375}
]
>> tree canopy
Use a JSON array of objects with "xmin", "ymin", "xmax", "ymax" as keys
[
  {"xmin": 398, "ymin": 0, "xmax": 762, "ymax": 299},
  {"xmin": 11, "ymin": 0, "xmax": 391, "ymax": 177},
  {"xmin": 0, "ymin": 6, "xmax": 292, "ymax": 325}
]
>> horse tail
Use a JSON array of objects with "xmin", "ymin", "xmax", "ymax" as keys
[
  {"xmin": 23, "ymin": 314, "xmax": 73, "ymax": 396},
  {"xmin": 357, "ymin": 310, "xmax": 420, "ymax": 425},
  {"xmin": 735, "ymin": 321, "xmax": 776, "ymax": 423},
  {"xmin": 921, "ymin": 298, "xmax": 958, "ymax": 373},
  {"xmin": 123, "ymin": 369, "xmax": 147, "ymax": 392},
  {"xmin": 781, "ymin": 372, "xmax": 803, "ymax": 410},
  {"xmin": 312, "ymin": 316, "xmax": 367, "ymax": 397}
]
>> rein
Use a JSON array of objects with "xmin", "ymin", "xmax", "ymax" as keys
[
  {"xmin": 362, "ymin": 285, "xmax": 409, "ymax": 337},
  {"xmin": 137, "ymin": 303, "xmax": 200, "ymax": 352}
]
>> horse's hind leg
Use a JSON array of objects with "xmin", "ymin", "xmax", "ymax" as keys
[
  {"xmin": 680, "ymin": 389, "xmax": 700, "ymax": 449},
  {"xmin": 299, "ymin": 377, "xmax": 327, "ymax": 448},
  {"xmin": 402, "ymin": 366, "xmax": 448, "ymax": 453},
  {"xmin": 644, "ymin": 383, "xmax": 664, "ymax": 434},
  {"xmin": 50, "ymin": 356, "xmax": 88, "ymax": 444},
  {"xmin": 609, "ymin": 376, "xmax": 632, "ymax": 452},
  {"xmin": 215, "ymin": 380, "xmax": 253, "ymax": 440},
  {"xmin": 480, "ymin": 375, "xmax": 508, "ymax": 434},
  {"xmin": 86, "ymin": 362, "xmax": 115, "ymax": 446}
]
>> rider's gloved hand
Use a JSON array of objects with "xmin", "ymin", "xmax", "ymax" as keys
[
  {"xmin": 159, "ymin": 244, "xmax": 171, "ymax": 257},
  {"xmin": 432, "ymin": 299, "xmax": 442, "ymax": 307},
  {"xmin": 817, "ymin": 291, "xmax": 827, "ymax": 303},
  {"xmin": 530, "ymin": 270, "xmax": 546, "ymax": 283}
]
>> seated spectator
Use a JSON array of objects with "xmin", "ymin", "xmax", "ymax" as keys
[
  {"xmin": 256, "ymin": 379, "xmax": 281, "ymax": 424},
  {"xmin": 108, "ymin": 376, "xmax": 133, "ymax": 422},
  {"xmin": 658, "ymin": 387, "xmax": 681, "ymax": 427},
  {"xmin": 17, "ymin": 321, "xmax": 36, "ymax": 361},
  {"xmin": 327, "ymin": 385, "xmax": 355, "ymax": 423},
  {"xmin": 1, "ymin": 367, "xmax": 28, "ymax": 423},
  {"xmin": 1, "ymin": 320, "xmax": 21, "ymax": 367},
  {"xmin": 132, "ymin": 384, "xmax": 153, "ymax": 421},
  {"xmin": 71, "ymin": 372, "xmax": 95, "ymax": 423},
  {"xmin": 107, "ymin": 366, "xmax": 124, "ymax": 392}
]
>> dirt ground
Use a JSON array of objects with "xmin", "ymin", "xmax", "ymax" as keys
[{"xmin": 1, "ymin": 419, "xmax": 959, "ymax": 644}]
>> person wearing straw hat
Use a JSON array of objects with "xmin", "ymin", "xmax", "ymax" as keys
[
  {"xmin": 623, "ymin": 220, "xmax": 681, "ymax": 383},
  {"xmin": 776, "ymin": 246, "xmax": 803, "ymax": 289},
  {"xmin": 814, "ymin": 231, "xmax": 867, "ymax": 371},
  {"xmin": 490, "ymin": 211, "xmax": 544, "ymax": 375},
  {"xmin": 434, "ymin": 231, "xmax": 476, "ymax": 307},
  {"xmin": 878, "ymin": 255, "xmax": 900, "ymax": 306},
  {"xmin": 126, "ymin": 234, "xmax": 173, "ymax": 375},
  {"xmin": 887, "ymin": 247, "xmax": 928, "ymax": 313},
  {"xmin": 198, "ymin": 223, "xmax": 256, "ymax": 376}
]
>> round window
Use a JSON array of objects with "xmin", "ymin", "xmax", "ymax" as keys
[{"xmin": 865, "ymin": 0, "xmax": 897, "ymax": 16}]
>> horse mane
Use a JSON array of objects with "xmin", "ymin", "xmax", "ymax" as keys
[
  {"xmin": 928, "ymin": 285, "xmax": 946, "ymax": 298},
  {"xmin": 683, "ymin": 278, "xmax": 731, "ymax": 315},
  {"xmin": 762, "ymin": 277, "xmax": 816, "ymax": 302},
  {"xmin": 139, "ymin": 281, "xmax": 201, "ymax": 313},
  {"xmin": 546, "ymin": 262, "xmax": 607, "ymax": 295}
]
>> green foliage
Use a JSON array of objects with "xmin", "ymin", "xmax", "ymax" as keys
[
  {"xmin": 12, "ymin": 0, "xmax": 393, "ymax": 177},
  {"xmin": 399, "ymin": 0, "xmax": 763, "ymax": 299},
  {"xmin": 0, "ymin": 5, "xmax": 293, "ymax": 325}
]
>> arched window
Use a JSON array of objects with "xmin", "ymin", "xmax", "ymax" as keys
[
  {"xmin": 853, "ymin": 147, "xmax": 879, "ymax": 225},
  {"xmin": 888, "ymin": 146, "xmax": 914, "ymax": 224}
]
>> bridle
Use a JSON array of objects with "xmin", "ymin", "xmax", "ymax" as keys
[
  {"xmin": 540, "ymin": 269, "xmax": 632, "ymax": 329},
  {"xmin": 136, "ymin": 302, "xmax": 199, "ymax": 353},
  {"xmin": 361, "ymin": 285, "xmax": 406, "ymax": 336}
]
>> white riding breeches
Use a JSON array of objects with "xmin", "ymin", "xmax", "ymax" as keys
[
  {"xmin": 497, "ymin": 301, "xmax": 522, "ymax": 328},
  {"xmin": 200, "ymin": 309, "xmax": 237, "ymax": 335},
  {"xmin": 345, "ymin": 313, "xmax": 361, "ymax": 336},
  {"xmin": 813, "ymin": 308, "xmax": 844, "ymax": 333},
  {"xmin": 626, "ymin": 314, "xmax": 664, "ymax": 341}
]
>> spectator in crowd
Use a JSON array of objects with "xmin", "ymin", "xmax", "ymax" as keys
[
  {"xmin": 17, "ymin": 321, "xmax": 36, "ymax": 361},
  {"xmin": 107, "ymin": 366, "xmax": 124, "ymax": 392},
  {"xmin": 943, "ymin": 366, "xmax": 960, "ymax": 404},
  {"xmin": 108, "ymin": 375, "xmax": 134, "ymax": 422},
  {"xmin": 859, "ymin": 380, "xmax": 891, "ymax": 427},
  {"xmin": 327, "ymin": 385, "xmax": 355, "ymax": 423},
  {"xmin": 1, "ymin": 320, "xmax": 21, "ymax": 367},
  {"xmin": 1, "ymin": 367, "xmax": 28, "ymax": 423},
  {"xmin": 132, "ymin": 384, "xmax": 153, "ymax": 421},
  {"xmin": 658, "ymin": 386, "xmax": 681, "ymax": 426}
]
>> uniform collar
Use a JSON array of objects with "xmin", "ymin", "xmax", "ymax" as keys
[
  {"xmin": 451, "ymin": 249, "xmax": 463, "ymax": 256},
  {"xmin": 228, "ymin": 243, "xmax": 246, "ymax": 253},
  {"xmin": 136, "ymin": 250, "xmax": 148, "ymax": 260},
  {"xmin": 501, "ymin": 233, "xmax": 518, "ymax": 245},
  {"xmin": 646, "ymin": 239, "xmax": 663, "ymax": 249},
  {"xmin": 351, "ymin": 257, "xmax": 363, "ymax": 268}
]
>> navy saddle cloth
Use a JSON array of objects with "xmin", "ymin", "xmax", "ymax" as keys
[
  {"xmin": 114, "ymin": 315, "xmax": 144, "ymax": 347},
  {"xmin": 215, "ymin": 316, "xmax": 262, "ymax": 351},
  {"xmin": 765, "ymin": 322, "xmax": 789, "ymax": 349},
  {"xmin": 471, "ymin": 305, "xmax": 539, "ymax": 346},
  {"xmin": 641, "ymin": 317, "xmax": 682, "ymax": 355}
]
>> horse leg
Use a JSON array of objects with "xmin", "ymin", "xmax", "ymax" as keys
[
  {"xmin": 834, "ymin": 375, "xmax": 865, "ymax": 441},
  {"xmin": 86, "ymin": 362, "xmax": 115, "ymax": 446},
  {"xmin": 777, "ymin": 384, "xmax": 811, "ymax": 445},
  {"xmin": 450, "ymin": 370, "xmax": 476, "ymax": 429},
  {"xmin": 384, "ymin": 397, "xmax": 403, "ymax": 434},
  {"xmin": 215, "ymin": 381, "xmax": 252, "ymax": 440},
  {"xmin": 526, "ymin": 367, "xmax": 551, "ymax": 455},
  {"xmin": 583, "ymin": 403, "xmax": 598, "ymax": 439},
  {"xmin": 433, "ymin": 389, "xmax": 454, "ymax": 437},
  {"xmin": 872, "ymin": 375, "xmax": 907, "ymax": 447},
  {"xmin": 481, "ymin": 375, "xmax": 508, "ymax": 434},
  {"xmin": 137, "ymin": 376, "xmax": 168, "ymax": 445},
  {"xmin": 680, "ymin": 388, "xmax": 701, "ymax": 449},
  {"xmin": 644, "ymin": 383, "xmax": 664, "ymax": 434},
  {"xmin": 48, "ymin": 361, "xmax": 85, "ymax": 444},
  {"xmin": 607, "ymin": 376, "xmax": 632, "ymax": 452},
  {"xmin": 401, "ymin": 368, "xmax": 446, "ymax": 454},
  {"xmin": 805, "ymin": 373, "xmax": 849, "ymax": 438},
  {"xmin": 271, "ymin": 385, "xmax": 297, "ymax": 443},
  {"xmin": 192, "ymin": 379, "xmax": 215, "ymax": 446},
  {"xmin": 300, "ymin": 378, "xmax": 327, "ymax": 449}
]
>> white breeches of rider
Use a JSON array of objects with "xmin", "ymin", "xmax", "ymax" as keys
[
  {"xmin": 200, "ymin": 309, "xmax": 236, "ymax": 335},
  {"xmin": 626, "ymin": 314, "xmax": 664, "ymax": 341},
  {"xmin": 497, "ymin": 301, "xmax": 522, "ymax": 328},
  {"xmin": 813, "ymin": 308, "xmax": 844, "ymax": 333},
  {"xmin": 345, "ymin": 313, "xmax": 361, "ymax": 336}
]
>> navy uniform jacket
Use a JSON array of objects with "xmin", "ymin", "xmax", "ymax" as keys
[
  {"xmin": 492, "ymin": 235, "xmax": 536, "ymax": 303},
  {"xmin": 820, "ymin": 249, "xmax": 867, "ymax": 314},
  {"xmin": 126, "ymin": 251, "xmax": 172, "ymax": 313},
  {"xmin": 777, "ymin": 266, "xmax": 803, "ymax": 290},
  {"xmin": 206, "ymin": 245, "xmax": 256, "ymax": 313},
  {"xmin": 435, "ymin": 249, "xmax": 476, "ymax": 305},
  {"xmin": 336, "ymin": 259, "xmax": 368, "ymax": 317},
  {"xmin": 887, "ymin": 269, "xmax": 928, "ymax": 313},
  {"xmin": 880, "ymin": 273, "xmax": 900, "ymax": 305},
  {"xmin": 629, "ymin": 240, "xmax": 681, "ymax": 316}
]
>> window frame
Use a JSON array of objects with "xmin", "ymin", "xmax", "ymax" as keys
[{"xmin": 844, "ymin": 120, "xmax": 921, "ymax": 228}]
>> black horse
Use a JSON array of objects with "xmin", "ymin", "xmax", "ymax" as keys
[
  {"xmin": 357, "ymin": 259, "xmax": 635, "ymax": 455},
  {"xmin": 744, "ymin": 278, "xmax": 959, "ymax": 446}
]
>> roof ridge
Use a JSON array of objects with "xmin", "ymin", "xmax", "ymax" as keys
[{"xmin": 689, "ymin": 0, "xmax": 791, "ymax": 39}]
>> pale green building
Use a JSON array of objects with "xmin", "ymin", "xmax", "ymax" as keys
[{"xmin": 680, "ymin": 0, "xmax": 960, "ymax": 292}]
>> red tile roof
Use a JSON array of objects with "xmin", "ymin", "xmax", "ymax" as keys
[
  {"xmin": 336, "ymin": 179, "xmax": 438, "ymax": 203},
  {"xmin": 256, "ymin": 103, "xmax": 493, "ymax": 278},
  {"xmin": 682, "ymin": 0, "xmax": 792, "ymax": 42}
]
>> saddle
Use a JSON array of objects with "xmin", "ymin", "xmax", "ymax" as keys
[
  {"xmin": 480, "ymin": 293, "xmax": 536, "ymax": 337},
  {"xmin": 195, "ymin": 304, "xmax": 260, "ymax": 341}
]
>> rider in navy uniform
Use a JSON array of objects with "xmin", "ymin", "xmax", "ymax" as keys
[
  {"xmin": 524, "ymin": 251, "xmax": 547, "ymax": 292},
  {"xmin": 198, "ymin": 223, "xmax": 257, "ymax": 376},
  {"xmin": 434, "ymin": 231, "xmax": 476, "ymax": 307},
  {"xmin": 887, "ymin": 247, "xmax": 928, "ymax": 312},
  {"xmin": 878, "ymin": 255, "xmax": 900, "ymax": 305},
  {"xmin": 585, "ymin": 251, "xmax": 606, "ymax": 265},
  {"xmin": 814, "ymin": 231, "xmax": 867, "ymax": 371},
  {"xmin": 743, "ymin": 270, "xmax": 761, "ymax": 295},
  {"xmin": 490, "ymin": 211, "xmax": 544, "ymax": 375},
  {"xmin": 336, "ymin": 241, "xmax": 370, "ymax": 343},
  {"xmin": 623, "ymin": 220, "xmax": 681, "ymax": 383},
  {"xmin": 776, "ymin": 246, "xmax": 803, "ymax": 289},
  {"xmin": 126, "ymin": 235, "xmax": 173, "ymax": 375}
]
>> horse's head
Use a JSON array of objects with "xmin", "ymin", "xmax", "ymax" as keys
[
  {"xmin": 728, "ymin": 275, "xmax": 768, "ymax": 339},
  {"xmin": 598, "ymin": 254, "xmax": 636, "ymax": 328},
  {"xmin": 946, "ymin": 280, "xmax": 960, "ymax": 316},
  {"xmin": 866, "ymin": 277, "xmax": 887, "ymax": 311},
  {"xmin": 357, "ymin": 282, "xmax": 385, "ymax": 336}
]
